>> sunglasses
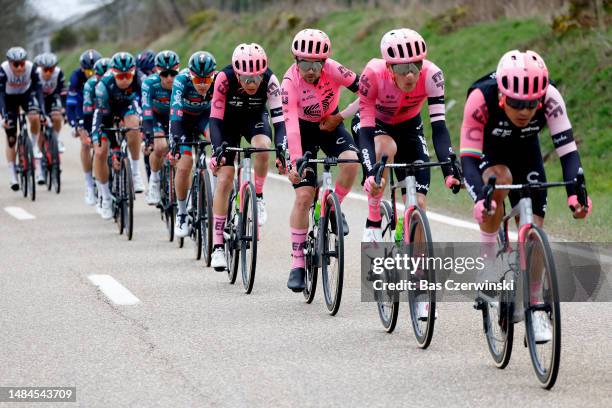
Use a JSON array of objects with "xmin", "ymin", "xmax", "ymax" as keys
[
  {"xmin": 11, "ymin": 61, "xmax": 25, "ymax": 68},
  {"xmin": 191, "ymin": 74, "xmax": 214, "ymax": 85},
  {"xmin": 238, "ymin": 74, "xmax": 263, "ymax": 84},
  {"xmin": 83, "ymin": 68, "xmax": 95, "ymax": 77},
  {"xmin": 391, "ymin": 61, "xmax": 423, "ymax": 76},
  {"xmin": 112, "ymin": 69, "xmax": 135, "ymax": 81},
  {"xmin": 297, "ymin": 59, "xmax": 324, "ymax": 72},
  {"xmin": 160, "ymin": 70, "xmax": 178, "ymax": 78},
  {"xmin": 505, "ymin": 96, "xmax": 540, "ymax": 110},
  {"xmin": 42, "ymin": 67, "xmax": 55, "ymax": 73}
]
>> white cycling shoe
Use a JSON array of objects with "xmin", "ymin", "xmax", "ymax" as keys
[
  {"xmin": 415, "ymin": 300, "xmax": 438, "ymax": 321},
  {"xmin": 531, "ymin": 310, "xmax": 552, "ymax": 343},
  {"xmin": 132, "ymin": 173, "xmax": 145, "ymax": 194},
  {"xmin": 362, "ymin": 227, "xmax": 383, "ymax": 243},
  {"xmin": 33, "ymin": 144, "xmax": 43, "ymax": 159},
  {"xmin": 146, "ymin": 180, "xmax": 161, "ymax": 205},
  {"xmin": 58, "ymin": 139, "xmax": 65, "ymax": 153},
  {"xmin": 84, "ymin": 186, "xmax": 96, "ymax": 206},
  {"xmin": 257, "ymin": 197, "xmax": 267, "ymax": 226},
  {"xmin": 175, "ymin": 213, "xmax": 191, "ymax": 238},
  {"xmin": 211, "ymin": 247, "xmax": 227, "ymax": 271},
  {"xmin": 101, "ymin": 199, "xmax": 113, "ymax": 220}
]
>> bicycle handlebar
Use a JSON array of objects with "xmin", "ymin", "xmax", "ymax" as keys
[{"xmin": 374, "ymin": 154, "xmax": 388, "ymax": 185}]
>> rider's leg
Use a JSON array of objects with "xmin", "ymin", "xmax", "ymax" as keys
[
  {"xmin": 212, "ymin": 165, "xmax": 235, "ymax": 248},
  {"xmin": 93, "ymin": 138, "xmax": 110, "ymax": 200},
  {"xmin": 51, "ymin": 111, "xmax": 63, "ymax": 135},
  {"xmin": 250, "ymin": 134, "xmax": 271, "ymax": 197},
  {"xmin": 124, "ymin": 114, "xmax": 141, "ymax": 174},
  {"xmin": 290, "ymin": 185, "xmax": 316, "ymax": 268},
  {"xmin": 174, "ymin": 151, "xmax": 193, "ymax": 215}
]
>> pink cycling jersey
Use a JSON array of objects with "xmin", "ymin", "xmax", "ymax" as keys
[
  {"xmin": 460, "ymin": 84, "xmax": 574, "ymax": 160},
  {"xmin": 282, "ymin": 58, "xmax": 359, "ymax": 161},
  {"xmin": 358, "ymin": 58, "xmax": 446, "ymax": 127}
]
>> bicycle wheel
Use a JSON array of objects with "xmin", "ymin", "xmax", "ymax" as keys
[
  {"xmin": 166, "ymin": 164, "xmax": 175, "ymax": 242},
  {"xmin": 18, "ymin": 139, "xmax": 27, "ymax": 198},
  {"xmin": 122, "ymin": 158, "xmax": 134, "ymax": 241},
  {"xmin": 26, "ymin": 137, "xmax": 36, "ymax": 201},
  {"xmin": 192, "ymin": 172, "xmax": 203, "ymax": 260},
  {"xmin": 406, "ymin": 207, "xmax": 435, "ymax": 348},
  {"xmin": 480, "ymin": 229, "xmax": 514, "ymax": 368},
  {"xmin": 523, "ymin": 226, "xmax": 561, "ymax": 389},
  {"xmin": 201, "ymin": 169, "xmax": 214, "ymax": 266},
  {"xmin": 376, "ymin": 200, "xmax": 399, "ymax": 333},
  {"xmin": 51, "ymin": 132, "xmax": 61, "ymax": 194},
  {"xmin": 42, "ymin": 137, "xmax": 52, "ymax": 191},
  {"xmin": 320, "ymin": 192, "xmax": 344, "ymax": 316},
  {"xmin": 239, "ymin": 182, "xmax": 258, "ymax": 294},
  {"xmin": 115, "ymin": 167, "xmax": 124, "ymax": 235},
  {"xmin": 225, "ymin": 182, "xmax": 239, "ymax": 284},
  {"xmin": 303, "ymin": 200, "xmax": 319, "ymax": 303}
]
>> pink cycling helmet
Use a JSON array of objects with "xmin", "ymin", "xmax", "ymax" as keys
[
  {"xmin": 232, "ymin": 43, "xmax": 268, "ymax": 76},
  {"xmin": 291, "ymin": 29, "xmax": 331, "ymax": 59},
  {"xmin": 380, "ymin": 28, "xmax": 427, "ymax": 64},
  {"xmin": 496, "ymin": 50, "xmax": 549, "ymax": 100}
]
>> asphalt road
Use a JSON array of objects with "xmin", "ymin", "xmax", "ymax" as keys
[{"xmin": 1, "ymin": 129, "xmax": 610, "ymax": 407}]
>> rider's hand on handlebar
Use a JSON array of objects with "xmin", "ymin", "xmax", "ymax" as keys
[
  {"xmin": 363, "ymin": 175, "xmax": 385, "ymax": 198},
  {"xmin": 473, "ymin": 198, "xmax": 497, "ymax": 224},
  {"xmin": 209, "ymin": 156, "xmax": 225, "ymax": 175},
  {"xmin": 275, "ymin": 145, "xmax": 287, "ymax": 175},
  {"xmin": 445, "ymin": 175, "xmax": 461, "ymax": 190},
  {"xmin": 568, "ymin": 195, "xmax": 592, "ymax": 219}
]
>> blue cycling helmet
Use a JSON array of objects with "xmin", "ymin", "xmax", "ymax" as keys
[
  {"xmin": 111, "ymin": 52, "xmax": 136, "ymax": 72},
  {"xmin": 137, "ymin": 50, "xmax": 156, "ymax": 74},
  {"xmin": 188, "ymin": 51, "xmax": 216, "ymax": 78},
  {"xmin": 155, "ymin": 50, "xmax": 180, "ymax": 71},
  {"xmin": 79, "ymin": 49, "xmax": 101, "ymax": 70},
  {"xmin": 94, "ymin": 57, "xmax": 111, "ymax": 76}
]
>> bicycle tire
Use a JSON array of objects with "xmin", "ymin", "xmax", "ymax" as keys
[
  {"xmin": 225, "ymin": 181, "xmax": 239, "ymax": 283},
  {"xmin": 201, "ymin": 169, "xmax": 214, "ymax": 266},
  {"xmin": 407, "ymin": 207, "xmax": 435, "ymax": 349},
  {"xmin": 303, "ymin": 199, "xmax": 319, "ymax": 303},
  {"xmin": 320, "ymin": 192, "xmax": 344, "ymax": 316},
  {"xmin": 166, "ymin": 164, "xmax": 175, "ymax": 242},
  {"xmin": 51, "ymin": 131, "xmax": 61, "ymax": 194},
  {"xmin": 524, "ymin": 225, "xmax": 561, "ymax": 389},
  {"xmin": 122, "ymin": 158, "xmax": 134, "ymax": 240},
  {"xmin": 18, "ymin": 138, "xmax": 27, "ymax": 198},
  {"xmin": 481, "ymin": 228, "xmax": 514, "ymax": 368},
  {"xmin": 193, "ymin": 171, "xmax": 203, "ymax": 260},
  {"xmin": 240, "ymin": 182, "xmax": 258, "ymax": 294},
  {"xmin": 376, "ymin": 200, "xmax": 399, "ymax": 333},
  {"xmin": 26, "ymin": 137, "xmax": 36, "ymax": 202}
]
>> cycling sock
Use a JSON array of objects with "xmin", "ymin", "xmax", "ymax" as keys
[
  {"xmin": 150, "ymin": 170, "xmax": 160, "ymax": 183},
  {"xmin": 367, "ymin": 190, "xmax": 383, "ymax": 223},
  {"xmin": 530, "ymin": 281, "xmax": 543, "ymax": 304},
  {"xmin": 100, "ymin": 182, "xmax": 111, "ymax": 201},
  {"xmin": 366, "ymin": 219, "xmax": 382, "ymax": 228},
  {"xmin": 291, "ymin": 228, "xmax": 308, "ymax": 269},
  {"xmin": 334, "ymin": 182, "xmax": 350, "ymax": 204},
  {"xmin": 7, "ymin": 161, "xmax": 16, "ymax": 178},
  {"xmin": 213, "ymin": 214, "xmax": 226, "ymax": 246},
  {"xmin": 480, "ymin": 230, "xmax": 498, "ymax": 260},
  {"xmin": 177, "ymin": 199, "xmax": 187, "ymax": 214},
  {"xmin": 130, "ymin": 158, "xmax": 140, "ymax": 175},
  {"xmin": 254, "ymin": 174, "xmax": 266, "ymax": 195},
  {"xmin": 85, "ymin": 171, "xmax": 94, "ymax": 188}
]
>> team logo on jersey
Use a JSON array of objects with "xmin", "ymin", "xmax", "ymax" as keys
[
  {"xmin": 321, "ymin": 91, "xmax": 334, "ymax": 113},
  {"xmin": 303, "ymin": 103, "xmax": 321, "ymax": 118}
]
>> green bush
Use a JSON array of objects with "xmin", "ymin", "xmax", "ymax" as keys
[
  {"xmin": 51, "ymin": 26, "xmax": 77, "ymax": 51},
  {"xmin": 187, "ymin": 9, "xmax": 218, "ymax": 32},
  {"xmin": 83, "ymin": 27, "xmax": 99, "ymax": 44}
]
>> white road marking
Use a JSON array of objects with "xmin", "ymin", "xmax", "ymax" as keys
[
  {"xmin": 4, "ymin": 206, "xmax": 36, "ymax": 220},
  {"xmin": 88, "ymin": 274, "xmax": 141, "ymax": 306}
]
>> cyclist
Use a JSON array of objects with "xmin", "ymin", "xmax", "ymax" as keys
[
  {"xmin": 282, "ymin": 29, "xmax": 361, "ymax": 292},
  {"xmin": 137, "ymin": 50, "xmax": 156, "ymax": 77},
  {"xmin": 137, "ymin": 49, "xmax": 157, "ymax": 181},
  {"xmin": 92, "ymin": 52, "xmax": 143, "ymax": 219},
  {"xmin": 0, "ymin": 46, "xmax": 46, "ymax": 190},
  {"xmin": 67, "ymin": 49, "xmax": 101, "ymax": 204},
  {"xmin": 169, "ymin": 51, "xmax": 216, "ymax": 238},
  {"xmin": 36, "ymin": 52, "xmax": 66, "ymax": 153},
  {"xmin": 142, "ymin": 50, "xmax": 180, "ymax": 206},
  {"xmin": 82, "ymin": 57, "xmax": 111, "ymax": 210},
  {"xmin": 460, "ymin": 50, "xmax": 592, "ymax": 342},
  {"xmin": 354, "ymin": 28, "xmax": 459, "ymax": 244},
  {"xmin": 207, "ymin": 43, "xmax": 287, "ymax": 270}
]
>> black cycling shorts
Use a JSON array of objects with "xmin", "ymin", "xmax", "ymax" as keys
[
  {"xmin": 44, "ymin": 94, "xmax": 63, "ymax": 114},
  {"xmin": 293, "ymin": 117, "xmax": 358, "ymax": 189},
  {"xmin": 352, "ymin": 112, "xmax": 430, "ymax": 195},
  {"xmin": 4, "ymin": 93, "xmax": 41, "ymax": 138},
  {"xmin": 218, "ymin": 110, "xmax": 272, "ymax": 166}
]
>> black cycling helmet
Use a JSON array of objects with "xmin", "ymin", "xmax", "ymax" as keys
[
  {"xmin": 80, "ymin": 49, "xmax": 102, "ymax": 70},
  {"xmin": 154, "ymin": 50, "xmax": 180, "ymax": 71},
  {"xmin": 137, "ymin": 50, "xmax": 156, "ymax": 74}
]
